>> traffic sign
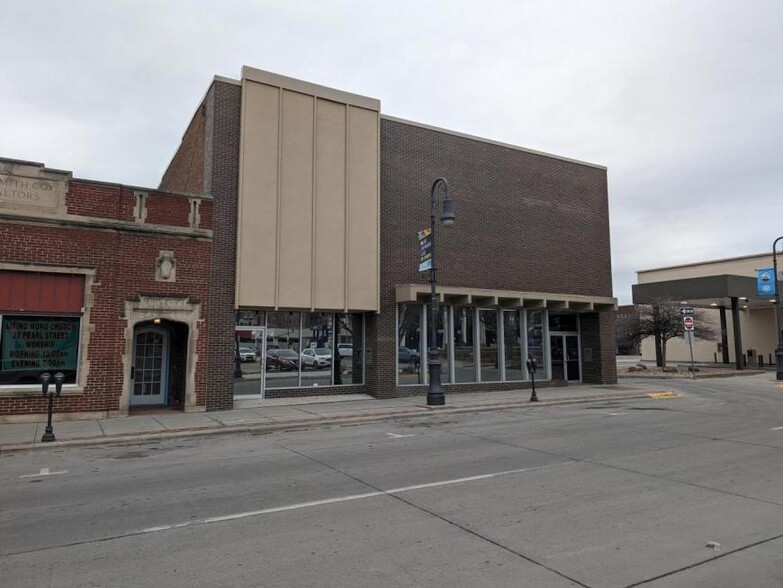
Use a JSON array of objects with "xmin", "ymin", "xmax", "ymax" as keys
[
  {"xmin": 680, "ymin": 307, "xmax": 694, "ymax": 316},
  {"xmin": 683, "ymin": 316, "xmax": 694, "ymax": 331},
  {"xmin": 757, "ymin": 268, "xmax": 776, "ymax": 296}
]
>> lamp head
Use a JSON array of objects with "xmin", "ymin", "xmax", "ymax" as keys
[{"xmin": 440, "ymin": 197, "xmax": 456, "ymax": 227}]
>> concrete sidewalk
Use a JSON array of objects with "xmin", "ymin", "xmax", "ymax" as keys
[{"xmin": 0, "ymin": 383, "xmax": 672, "ymax": 454}]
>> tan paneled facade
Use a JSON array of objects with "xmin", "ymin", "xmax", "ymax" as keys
[{"xmin": 236, "ymin": 67, "xmax": 380, "ymax": 311}]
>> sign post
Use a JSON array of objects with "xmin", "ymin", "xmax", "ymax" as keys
[{"xmin": 681, "ymin": 308, "xmax": 696, "ymax": 379}]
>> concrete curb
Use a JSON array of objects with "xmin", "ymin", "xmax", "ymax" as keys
[
  {"xmin": 0, "ymin": 391, "xmax": 662, "ymax": 455},
  {"xmin": 619, "ymin": 370, "xmax": 765, "ymax": 380}
]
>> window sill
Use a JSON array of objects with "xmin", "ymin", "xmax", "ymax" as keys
[{"xmin": 0, "ymin": 386, "xmax": 84, "ymax": 397}]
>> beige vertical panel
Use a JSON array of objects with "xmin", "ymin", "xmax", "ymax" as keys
[
  {"xmin": 277, "ymin": 90, "xmax": 315, "ymax": 308},
  {"xmin": 314, "ymin": 100, "xmax": 347, "ymax": 309},
  {"xmin": 237, "ymin": 81, "xmax": 279, "ymax": 307},
  {"xmin": 347, "ymin": 106, "xmax": 379, "ymax": 310},
  {"xmin": 237, "ymin": 68, "xmax": 379, "ymax": 312}
]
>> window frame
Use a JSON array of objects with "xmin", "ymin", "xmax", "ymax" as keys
[{"xmin": 0, "ymin": 312, "xmax": 83, "ymax": 390}]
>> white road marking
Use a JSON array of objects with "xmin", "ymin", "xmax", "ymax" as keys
[
  {"xmin": 138, "ymin": 461, "xmax": 573, "ymax": 536},
  {"xmin": 387, "ymin": 433, "xmax": 415, "ymax": 438},
  {"xmin": 771, "ymin": 426, "xmax": 783, "ymax": 431},
  {"xmin": 608, "ymin": 413, "xmax": 626, "ymax": 416},
  {"xmin": 19, "ymin": 467, "xmax": 68, "ymax": 478}
]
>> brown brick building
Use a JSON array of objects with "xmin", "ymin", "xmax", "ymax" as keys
[
  {"xmin": 0, "ymin": 66, "xmax": 616, "ymax": 418},
  {"xmin": 161, "ymin": 67, "xmax": 617, "ymax": 408}
]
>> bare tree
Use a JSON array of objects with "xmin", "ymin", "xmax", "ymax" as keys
[
  {"xmin": 627, "ymin": 299, "xmax": 719, "ymax": 367},
  {"xmin": 616, "ymin": 308, "xmax": 641, "ymax": 355}
]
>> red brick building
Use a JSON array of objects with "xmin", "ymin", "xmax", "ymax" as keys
[{"xmin": 0, "ymin": 158, "xmax": 212, "ymax": 418}]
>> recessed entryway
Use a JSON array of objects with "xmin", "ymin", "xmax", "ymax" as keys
[
  {"xmin": 130, "ymin": 323, "xmax": 171, "ymax": 407},
  {"xmin": 550, "ymin": 334, "xmax": 581, "ymax": 382}
]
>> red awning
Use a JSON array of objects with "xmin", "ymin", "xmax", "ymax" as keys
[{"xmin": 0, "ymin": 271, "xmax": 85, "ymax": 313}]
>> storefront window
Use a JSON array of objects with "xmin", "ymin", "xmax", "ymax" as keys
[
  {"xmin": 502, "ymin": 310, "xmax": 523, "ymax": 381},
  {"xmin": 302, "ymin": 312, "xmax": 333, "ymax": 387},
  {"xmin": 397, "ymin": 304, "xmax": 423, "ymax": 385},
  {"xmin": 0, "ymin": 315, "xmax": 80, "ymax": 386},
  {"xmin": 265, "ymin": 311, "xmax": 301, "ymax": 389},
  {"xmin": 527, "ymin": 310, "xmax": 545, "ymax": 377},
  {"xmin": 453, "ymin": 306, "xmax": 476, "ymax": 383},
  {"xmin": 549, "ymin": 313, "xmax": 578, "ymax": 332},
  {"xmin": 238, "ymin": 310, "xmax": 364, "ymax": 393},
  {"xmin": 479, "ymin": 309, "xmax": 500, "ymax": 382},
  {"xmin": 334, "ymin": 313, "xmax": 363, "ymax": 385},
  {"xmin": 235, "ymin": 310, "xmax": 265, "ymax": 395},
  {"xmin": 431, "ymin": 305, "xmax": 451, "ymax": 384}
]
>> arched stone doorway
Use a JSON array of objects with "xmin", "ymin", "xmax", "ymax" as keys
[
  {"xmin": 119, "ymin": 296, "xmax": 203, "ymax": 416},
  {"xmin": 130, "ymin": 320, "xmax": 191, "ymax": 409}
]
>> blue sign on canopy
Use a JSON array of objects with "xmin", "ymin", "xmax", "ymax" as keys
[{"xmin": 757, "ymin": 268, "xmax": 776, "ymax": 297}]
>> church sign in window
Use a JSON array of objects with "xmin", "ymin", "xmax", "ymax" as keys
[{"xmin": 0, "ymin": 316, "xmax": 80, "ymax": 386}]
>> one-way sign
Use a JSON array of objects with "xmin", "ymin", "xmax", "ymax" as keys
[{"xmin": 680, "ymin": 307, "xmax": 694, "ymax": 316}]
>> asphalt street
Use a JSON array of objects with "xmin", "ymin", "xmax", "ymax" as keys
[{"xmin": 2, "ymin": 374, "xmax": 783, "ymax": 587}]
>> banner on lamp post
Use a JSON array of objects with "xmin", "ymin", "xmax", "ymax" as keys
[
  {"xmin": 418, "ymin": 228, "xmax": 432, "ymax": 272},
  {"xmin": 757, "ymin": 268, "xmax": 776, "ymax": 296}
]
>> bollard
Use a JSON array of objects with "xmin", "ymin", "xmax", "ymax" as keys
[
  {"xmin": 40, "ymin": 372, "xmax": 64, "ymax": 443},
  {"xmin": 527, "ymin": 355, "xmax": 539, "ymax": 402}
]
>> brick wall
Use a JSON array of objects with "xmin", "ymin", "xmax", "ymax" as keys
[
  {"xmin": 200, "ymin": 97, "xmax": 617, "ymax": 404},
  {"xmin": 578, "ymin": 312, "xmax": 618, "ymax": 384},
  {"xmin": 204, "ymin": 81, "xmax": 242, "ymax": 411},
  {"xmin": 369, "ymin": 118, "xmax": 617, "ymax": 397},
  {"xmin": 65, "ymin": 180, "xmax": 212, "ymax": 229},
  {"xmin": 0, "ymin": 180, "xmax": 212, "ymax": 415},
  {"xmin": 160, "ymin": 104, "xmax": 207, "ymax": 196}
]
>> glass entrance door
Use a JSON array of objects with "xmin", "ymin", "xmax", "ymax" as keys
[
  {"xmin": 131, "ymin": 327, "xmax": 169, "ymax": 405},
  {"xmin": 550, "ymin": 335, "xmax": 565, "ymax": 380},
  {"xmin": 565, "ymin": 335, "xmax": 580, "ymax": 381},
  {"xmin": 549, "ymin": 334, "xmax": 580, "ymax": 382}
]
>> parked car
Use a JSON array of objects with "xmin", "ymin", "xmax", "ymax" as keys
[
  {"xmin": 398, "ymin": 347, "xmax": 421, "ymax": 370},
  {"xmin": 337, "ymin": 343, "xmax": 353, "ymax": 358},
  {"xmin": 238, "ymin": 346, "xmax": 257, "ymax": 363},
  {"xmin": 301, "ymin": 347, "xmax": 332, "ymax": 369},
  {"xmin": 266, "ymin": 348, "xmax": 299, "ymax": 371}
]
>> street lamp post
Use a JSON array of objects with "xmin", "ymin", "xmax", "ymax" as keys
[
  {"xmin": 427, "ymin": 177, "xmax": 455, "ymax": 406},
  {"xmin": 773, "ymin": 237, "xmax": 783, "ymax": 381}
]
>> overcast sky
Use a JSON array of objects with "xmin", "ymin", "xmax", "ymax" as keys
[{"xmin": 2, "ymin": 1, "xmax": 781, "ymax": 304}]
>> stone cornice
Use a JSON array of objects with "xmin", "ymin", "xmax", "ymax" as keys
[{"xmin": 0, "ymin": 210, "xmax": 212, "ymax": 240}]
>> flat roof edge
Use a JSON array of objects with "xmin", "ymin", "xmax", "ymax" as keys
[
  {"xmin": 637, "ymin": 252, "xmax": 773, "ymax": 274},
  {"xmin": 381, "ymin": 115, "xmax": 607, "ymax": 170},
  {"xmin": 241, "ymin": 66, "xmax": 380, "ymax": 111},
  {"xmin": 74, "ymin": 177, "xmax": 212, "ymax": 200},
  {"xmin": 214, "ymin": 75, "xmax": 241, "ymax": 86},
  {"xmin": 0, "ymin": 157, "xmax": 73, "ymax": 178}
]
